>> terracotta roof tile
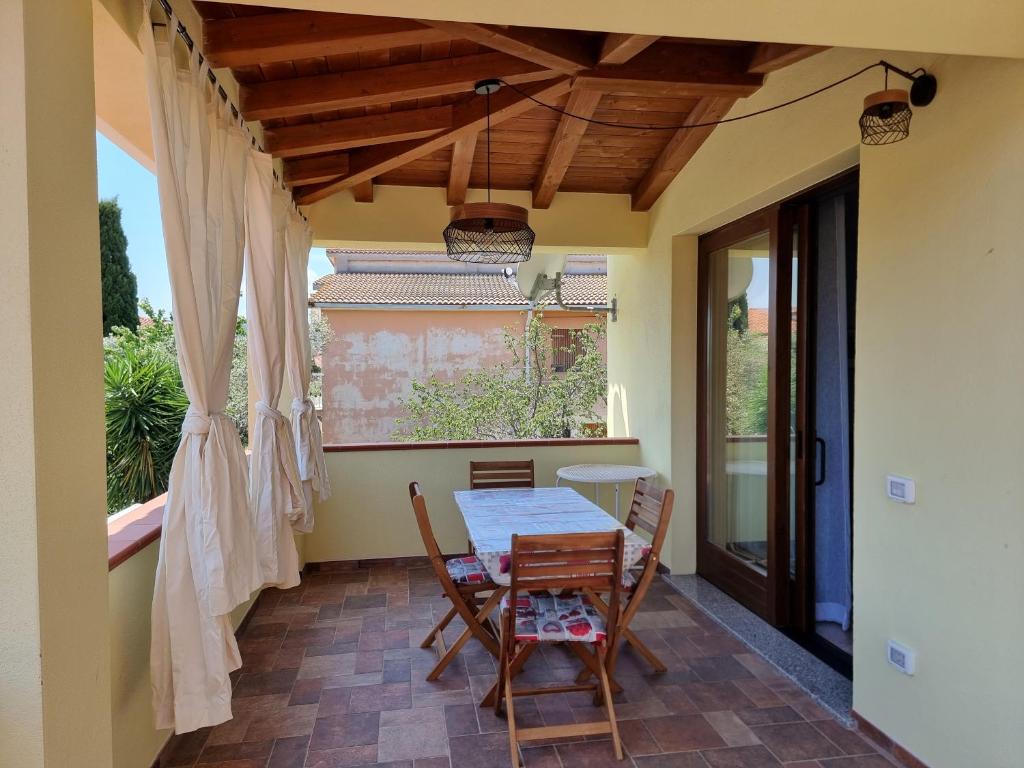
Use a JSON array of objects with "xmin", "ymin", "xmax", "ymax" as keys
[{"xmin": 309, "ymin": 272, "xmax": 607, "ymax": 307}]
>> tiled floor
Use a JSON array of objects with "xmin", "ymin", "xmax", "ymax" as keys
[{"xmin": 159, "ymin": 560, "xmax": 896, "ymax": 768}]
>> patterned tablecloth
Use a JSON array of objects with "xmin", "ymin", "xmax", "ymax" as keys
[{"xmin": 453, "ymin": 487, "xmax": 649, "ymax": 586}]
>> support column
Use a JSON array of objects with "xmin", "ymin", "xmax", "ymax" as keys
[{"xmin": 0, "ymin": 1, "xmax": 113, "ymax": 766}]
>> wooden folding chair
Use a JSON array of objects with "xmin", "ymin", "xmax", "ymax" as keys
[
  {"xmin": 581, "ymin": 478, "xmax": 675, "ymax": 679},
  {"xmin": 469, "ymin": 459, "xmax": 535, "ymax": 490},
  {"xmin": 409, "ymin": 482, "xmax": 504, "ymax": 680},
  {"xmin": 495, "ymin": 530, "xmax": 625, "ymax": 768}
]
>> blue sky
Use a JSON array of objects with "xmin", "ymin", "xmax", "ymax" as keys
[{"xmin": 95, "ymin": 131, "xmax": 334, "ymax": 314}]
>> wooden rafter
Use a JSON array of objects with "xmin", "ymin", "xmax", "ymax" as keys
[
  {"xmin": 629, "ymin": 97, "xmax": 736, "ymax": 211},
  {"xmin": 283, "ymin": 153, "xmax": 351, "ymax": 186},
  {"xmin": 294, "ymin": 77, "xmax": 573, "ymax": 205},
  {"xmin": 202, "ymin": 12, "xmax": 456, "ymax": 68},
  {"xmin": 598, "ymin": 33, "xmax": 660, "ymax": 65},
  {"xmin": 447, "ymin": 133, "xmax": 478, "ymax": 206},
  {"xmin": 352, "ymin": 180, "xmax": 374, "ymax": 203},
  {"xmin": 747, "ymin": 43, "xmax": 828, "ymax": 74},
  {"xmin": 264, "ymin": 106, "xmax": 453, "ymax": 158},
  {"xmin": 532, "ymin": 89, "xmax": 603, "ymax": 209},
  {"xmin": 240, "ymin": 52, "xmax": 558, "ymax": 121},
  {"xmin": 420, "ymin": 20, "xmax": 595, "ymax": 73}
]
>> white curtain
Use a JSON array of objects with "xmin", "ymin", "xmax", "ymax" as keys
[
  {"xmin": 284, "ymin": 208, "xmax": 331, "ymax": 530},
  {"xmin": 140, "ymin": 5, "xmax": 261, "ymax": 733},
  {"xmin": 244, "ymin": 150, "xmax": 304, "ymax": 587}
]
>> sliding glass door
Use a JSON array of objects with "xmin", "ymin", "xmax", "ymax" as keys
[{"xmin": 697, "ymin": 206, "xmax": 808, "ymax": 624}]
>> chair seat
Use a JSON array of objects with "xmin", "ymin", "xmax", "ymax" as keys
[
  {"xmin": 500, "ymin": 593, "xmax": 607, "ymax": 643},
  {"xmin": 446, "ymin": 555, "xmax": 492, "ymax": 585}
]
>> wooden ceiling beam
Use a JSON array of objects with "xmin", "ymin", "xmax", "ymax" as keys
[
  {"xmin": 202, "ymin": 12, "xmax": 456, "ymax": 68},
  {"xmin": 264, "ymin": 106, "xmax": 453, "ymax": 158},
  {"xmin": 420, "ymin": 20, "xmax": 595, "ymax": 73},
  {"xmin": 630, "ymin": 96, "xmax": 735, "ymax": 211},
  {"xmin": 283, "ymin": 153, "xmax": 351, "ymax": 186},
  {"xmin": 747, "ymin": 43, "xmax": 828, "ymax": 74},
  {"xmin": 240, "ymin": 52, "xmax": 557, "ymax": 121},
  {"xmin": 532, "ymin": 89, "xmax": 603, "ymax": 209},
  {"xmin": 576, "ymin": 41, "xmax": 763, "ymax": 98},
  {"xmin": 447, "ymin": 133, "xmax": 479, "ymax": 206},
  {"xmin": 598, "ymin": 33, "xmax": 660, "ymax": 65},
  {"xmin": 294, "ymin": 77, "xmax": 572, "ymax": 205},
  {"xmin": 352, "ymin": 180, "xmax": 374, "ymax": 203}
]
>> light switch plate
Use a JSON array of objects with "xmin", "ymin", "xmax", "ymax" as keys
[{"xmin": 886, "ymin": 475, "xmax": 915, "ymax": 504}]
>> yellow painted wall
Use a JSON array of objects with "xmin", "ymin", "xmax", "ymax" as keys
[
  {"xmin": 109, "ymin": 540, "xmax": 265, "ymax": 768},
  {"xmin": 852, "ymin": 54, "xmax": 1024, "ymax": 768},
  {"xmin": 225, "ymin": 0, "xmax": 1024, "ymax": 59},
  {"xmin": 0, "ymin": 1, "xmax": 113, "ymax": 765},
  {"xmin": 307, "ymin": 185, "xmax": 648, "ymax": 251},
  {"xmin": 307, "ymin": 442, "xmax": 642, "ymax": 562}
]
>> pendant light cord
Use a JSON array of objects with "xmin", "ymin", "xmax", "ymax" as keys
[
  {"xmin": 497, "ymin": 60, "xmax": 902, "ymax": 132},
  {"xmin": 486, "ymin": 88, "xmax": 492, "ymax": 203}
]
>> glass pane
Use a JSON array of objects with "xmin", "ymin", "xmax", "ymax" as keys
[
  {"xmin": 789, "ymin": 224, "xmax": 800, "ymax": 579},
  {"xmin": 706, "ymin": 231, "xmax": 771, "ymax": 574}
]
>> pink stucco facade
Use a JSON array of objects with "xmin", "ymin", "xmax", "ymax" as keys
[{"xmin": 320, "ymin": 309, "xmax": 606, "ymax": 443}]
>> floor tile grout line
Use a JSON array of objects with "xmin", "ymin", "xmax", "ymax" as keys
[{"xmin": 661, "ymin": 575, "xmax": 854, "ymax": 727}]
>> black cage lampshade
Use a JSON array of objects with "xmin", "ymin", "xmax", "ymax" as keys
[
  {"xmin": 859, "ymin": 88, "xmax": 913, "ymax": 145},
  {"xmin": 443, "ymin": 202, "xmax": 535, "ymax": 264}
]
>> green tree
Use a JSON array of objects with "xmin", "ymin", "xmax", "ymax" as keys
[
  {"xmin": 98, "ymin": 198, "xmax": 139, "ymax": 335},
  {"xmin": 394, "ymin": 316, "xmax": 607, "ymax": 441}
]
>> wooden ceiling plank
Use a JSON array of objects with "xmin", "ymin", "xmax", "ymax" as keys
[
  {"xmin": 420, "ymin": 20, "xmax": 596, "ymax": 73},
  {"xmin": 202, "ymin": 12, "xmax": 456, "ymax": 68},
  {"xmin": 598, "ymin": 33, "xmax": 660, "ymax": 65},
  {"xmin": 240, "ymin": 52, "xmax": 557, "ymax": 121},
  {"xmin": 630, "ymin": 96, "xmax": 736, "ymax": 211},
  {"xmin": 294, "ymin": 77, "xmax": 572, "ymax": 205},
  {"xmin": 532, "ymin": 89, "xmax": 603, "ymax": 209},
  {"xmin": 352, "ymin": 180, "xmax": 374, "ymax": 202},
  {"xmin": 264, "ymin": 105, "xmax": 453, "ymax": 158},
  {"xmin": 576, "ymin": 41, "xmax": 764, "ymax": 98},
  {"xmin": 747, "ymin": 43, "xmax": 828, "ymax": 74},
  {"xmin": 283, "ymin": 152, "xmax": 351, "ymax": 186},
  {"xmin": 446, "ymin": 133, "xmax": 479, "ymax": 206}
]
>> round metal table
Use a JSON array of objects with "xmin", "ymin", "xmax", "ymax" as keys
[{"xmin": 555, "ymin": 463, "xmax": 657, "ymax": 521}]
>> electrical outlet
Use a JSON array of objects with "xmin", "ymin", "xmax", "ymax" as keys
[{"xmin": 887, "ymin": 640, "xmax": 916, "ymax": 675}]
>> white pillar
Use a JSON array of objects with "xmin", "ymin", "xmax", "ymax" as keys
[{"xmin": 0, "ymin": 1, "xmax": 113, "ymax": 765}]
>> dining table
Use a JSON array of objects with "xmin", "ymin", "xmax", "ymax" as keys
[
  {"xmin": 453, "ymin": 486, "xmax": 650, "ymax": 705},
  {"xmin": 454, "ymin": 486, "xmax": 651, "ymax": 585}
]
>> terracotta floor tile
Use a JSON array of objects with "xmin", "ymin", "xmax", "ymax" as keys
[
  {"xmin": 555, "ymin": 739, "xmax": 623, "ymax": 768},
  {"xmin": 817, "ymin": 755, "xmax": 895, "ymax": 767},
  {"xmin": 196, "ymin": 739, "xmax": 273, "ymax": 764},
  {"xmin": 288, "ymin": 677, "xmax": 322, "ymax": 706},
  {"xmin": 688, "ymin": 656, "xmax": 755, "ymax": 683},
  {"xmin": 633, "ymin": 752, "xmax": 711, "ymax": 768},
  {"xmin": 383, "ymin": 658, "xmax": 412, "ymax": 683},
  {"xmin": 681, "ymin": 682, "xmax": 755, "ymax": 713},
  {"xmin": 234, "ymin": 669, "xmax": 298, "ymax": 698},
  {"xmin": 343, "ymin": 593, "xmax": 388, "ymax": 610},
  {"xmin": 163, "ymin": 728, "xmax": 211, "ymax": 766},
  {"xmin": 414, "ymin": 757, "xmax": 451, "ymax": 768},
  {"xmin": 521, "ymin": 745, "xmax": 560, "ymax": 768},
  {"xmin": 811, "ymin": 720, "xmax": 876, "ymax": 756},
  {"xmin": 704, "ymin": 711, "xmax": 759, "ymax": 747},
  {"xmin": 348, "ymin": 682, "xmax": 412, "ymax": 712},
  {"xmin": 304, "ymin": 745, "xmax": 378, "ymax": 767},
  {"xmin": 267, "ymin": 734, "xmax": 309, "ymax": 768},
  {"xmin": 443, "ymin": 703, "xmax": 480, "ymax": 737},
  {"xmin": 731, "ymin": 680, "xmax": 784, "ymax": 708},
  {"xmin": 700, "ymin": 744, "xmax": 782, "ymax": 767},
  {"xmin": 318, "ymin": 605, "xmax": 343, "ymax": 621},
  {"xmin": 448, "ymin": 732, "xmax": 514, "ymax": 768},
  {"xmin": 751, "ymin": 723, "xmax": 844, "ymax": 762},
  {"xmin": 645, "ymin": 714, "xmax": 728, "ymax": 752},
  {"xmin": 734, "ymin": 706, "xmax": 802, "ymax": 727},
  {"xmin": 282, "ymin": 627, "xmax": 336, "ymax": 649},
  {"xmin": 242, "ymin": 704, "xmax": 317, "ymax": 743},
  {"xmin": 309, "ymin": 712, "xmax": 380, "ymax": 751},
  {"xmin": 618, "ymin": 718, "xmax": 661, "ymax": 755}
]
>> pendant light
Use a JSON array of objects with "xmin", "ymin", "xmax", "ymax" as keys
[
  {"xmin": 444, "ymin": 79, "xmax": 535, "ymax": 264},
  {"xmin": 860, "ymin": 62, "xmax": 937, "ymax": 145}
]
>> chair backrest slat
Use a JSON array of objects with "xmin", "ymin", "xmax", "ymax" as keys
[
  {"xmin": 409, "ymin": 481, "xmax": 444, "ymax": 565},
  {"xmin": 626, "ymin": 478, "xmax": 673, "ymax": 544},
  {"xmin": 470, "ymin": 459, "xmax": 535, "ymax": 490},
  {"xmin": 509, "ymin": 530, "xmax": 624, "ymax": 644}
]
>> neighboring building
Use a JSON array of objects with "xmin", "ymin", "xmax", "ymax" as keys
[{"xmin": 309, "ymin": 250, "xmax": 609, "ymax": 443}]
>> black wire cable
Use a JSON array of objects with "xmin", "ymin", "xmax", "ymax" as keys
[{"xmin": 497, "ymin": 60, "xmax": 890, "ymax": 132}]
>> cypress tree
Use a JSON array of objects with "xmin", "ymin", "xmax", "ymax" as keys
[{"xmin": 99, "ymin": 198, "xmax": 139, "ymax": 335}]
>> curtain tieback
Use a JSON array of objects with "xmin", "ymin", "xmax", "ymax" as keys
[
  {"xmin": 291, "ymin": 398, "xmax": 316, "ymax": 418},
  {"xmin": 255, "ymin": 401, "xmax": 288, "ymax": 424},
  {"xmin": 182, "ymin": 409, "xmax": 228, "ymax": 435}
]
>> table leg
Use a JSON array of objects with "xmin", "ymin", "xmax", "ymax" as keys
[
  {"xmin": 614, "ymin": 483, "xmax": 621, "ymax": 521},
  {"xmin": 594, "ymin": 482, "xmax": 599, "ymax": 506}
]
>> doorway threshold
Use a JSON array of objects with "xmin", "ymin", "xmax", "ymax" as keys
[{"xmin": 666, "ymin": 574, "xmax": 853, "ymax": 724}]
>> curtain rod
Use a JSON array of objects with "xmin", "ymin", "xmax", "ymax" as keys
[{"xmin": 151, "ymin": 0, "xmax": 308, "ymax": 221}]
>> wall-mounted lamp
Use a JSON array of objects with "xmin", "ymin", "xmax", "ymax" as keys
[{"xmin": 860, "ymin": 61, "xmax": 938, "ymax": 145}]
